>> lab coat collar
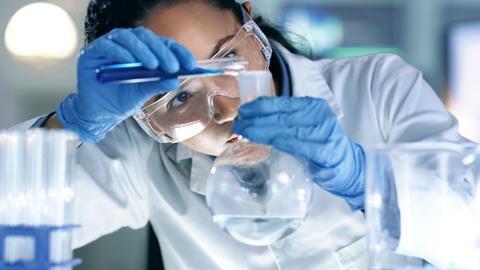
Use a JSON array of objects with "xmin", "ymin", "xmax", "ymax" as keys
[
  {"xmin": 165, "ymin": 142, "xmax": 196, "ymax": 163},
  {"xmin": 272, "ymin": 41, "xmax": 344, "ymax": 118},
  {"xmin": 164, "ymin": 142, "xmax": 213, "ymax": 195},
  {"xmin": 270, "ymin": 41, "xmax": 292, "ymax": 97},
  {"xmin": 170, "ymin": 42, "xmax": 343, "ymax": 195}
]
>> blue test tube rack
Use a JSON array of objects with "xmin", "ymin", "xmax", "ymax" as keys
[{"xmin": 0, "ymin": 225, "xmax": 82, "ymax": 270}]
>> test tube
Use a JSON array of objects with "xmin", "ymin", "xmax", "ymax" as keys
[
  {"xmin": 4, "ymin": 132, "xmax": 25, "ymax": 263},
  {"xmin": 0, "ymin": 133, "xmax": 9, "ymax": 224},
  {"xmin": 236, "ymin": 70, "xmax": 273, "ymax": 104},
  {"xmin": 0, "ymin": 129, "xmax": 78, "ymax": 267}
]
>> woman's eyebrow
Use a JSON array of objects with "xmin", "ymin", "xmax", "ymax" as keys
[{"xmin": 209, "ymin": 34, "xmax": 235, "ymax": 58}]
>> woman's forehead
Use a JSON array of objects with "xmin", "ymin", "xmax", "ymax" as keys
[{"xmin": 141, "ymin": 1, "xmax": 240, "ymax": 60}]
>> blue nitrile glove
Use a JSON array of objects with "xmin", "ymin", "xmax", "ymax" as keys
[
  {"xmin": 56, "ymin": 27, "xmax": 196, "ymax": 143},
  {"xmin": 233, "ymin": 96, "xmax": 366, "ymax": 210}
]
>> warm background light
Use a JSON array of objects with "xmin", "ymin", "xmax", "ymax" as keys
[
  {"xmin": 448, "ymin": 22, "xmax": 480, "ymax": 142},
  {"xmin": 4, "ymin": 2, "xmax": 77, "ymax": 59}
]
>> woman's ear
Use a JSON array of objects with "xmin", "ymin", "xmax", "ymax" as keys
[{"xmin": 242, "ymin": 1, "xmax": 254, "ymax": 17}]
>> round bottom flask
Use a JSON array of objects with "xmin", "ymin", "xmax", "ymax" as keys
[{"xmin": 206, "ymin": 71, "xmax": 313, "ymax": 246}]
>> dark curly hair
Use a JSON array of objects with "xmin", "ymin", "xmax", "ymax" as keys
[{"xmin": 84, "ymin": 0, "xmax": 309, "ymax": 56}]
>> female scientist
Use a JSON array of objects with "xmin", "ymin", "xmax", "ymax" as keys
[{"xmin": 13, "ymin": 0, "xmax": 465, "ymax": 269}]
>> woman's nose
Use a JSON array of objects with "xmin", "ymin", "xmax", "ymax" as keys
[{"xmin": 212, "ymin": 95, "xmax": 240, "ymax": 124}]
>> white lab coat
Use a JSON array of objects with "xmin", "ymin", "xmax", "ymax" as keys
[{"xmin": 12, "ymin": 43, "xmax": 465, "ymax": 269}]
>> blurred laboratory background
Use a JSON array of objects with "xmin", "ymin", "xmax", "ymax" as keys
[{"xmin": 0, "ymin": 0, "xmax": 479, "ymax": 269}]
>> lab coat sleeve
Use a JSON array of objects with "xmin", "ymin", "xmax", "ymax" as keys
[
  {"xmin": 368, "ymin": 54, "xmax": 479, "ymax": 268},
  {"xmin": 30, "ymin": 112, "xmax": 55, "ymax": 128},
  {"xmin": 10, "ymin": 117, "xmax": 152, "ymax": 248},
  {"xmin": 369, "ymin": 53, "xmax": 463, "ymax": 144},
  {"xmin": 9, "ymin": 115, "xmax": 50, "ymax": 130}
]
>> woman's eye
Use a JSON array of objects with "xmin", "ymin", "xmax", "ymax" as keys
[
  {"xmin": 170, "ymin": 92, "xmax": 191, "ymax": 108},
  {"xmin": 224, "ymin": 51, "xmax": 237, "ymax": 58}
]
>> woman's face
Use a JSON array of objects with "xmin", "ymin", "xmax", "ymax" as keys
[{"xmin": 141, "ymin": 1, "xmax": 264, "ymax": 156}]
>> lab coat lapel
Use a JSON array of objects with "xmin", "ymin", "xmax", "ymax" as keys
[
  {"xmin": 189, "ymin": 150, "xmax": 214, "ymax": 195},
  {"xmin": 167, "ymin": 142, "xmax": 213, "ymax": 196},
  {"xmin": 273, "ymin": 42, "xmax": 344, "ymax": 118}
]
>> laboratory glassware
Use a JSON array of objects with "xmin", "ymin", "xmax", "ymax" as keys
[
  {"xmin": 133, "ymin": 58, "xmax": 248, "ymax": 143},
  {"xmin": 0, "ymin": 129, "xmax": 80, "ymax": 270},
  {"xmin": 206, "ymin": 71, "xmax": 313, "ymax": 247},
  {"xmin": 366, "ymin": 143, "xmax": 480, "ymax": 269}
]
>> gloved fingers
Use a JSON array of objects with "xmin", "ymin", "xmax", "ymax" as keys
[
  {"xmin": 234, "ymin": 117, "xmax": 338, "ymax": 143},
  {"xmin": 267, "ymin": 135, "xmax": 319, "ymax": 162},
  {"xmin": 132, "ymin": 27, "xmax": 188, "ymax": 72},
  {"xmin": 84, "ymin": 37, "xmax": 136, "ymax": 64},
  {"xmin": 107, "ymin": 28, "xmax": 159, "ymax": 69},
  {"xmin": 309, "ymin": 156, "xmax": 364, "ymax": 198},
  {"xmin": 237, "ymin": 122, "xmax": 350, "ymax": 167},
  {"xmin": 234, "ymin": 123, "xmax": 280, "ymax": 145},
  {"xmin": 263, "ymin": 136, "xmax": 344, "ymax": 193},
  {"xmin": 308, "ymin": 162, "xmax": 336, "ymax": 182},
  {"xmin": 238, "ymin": 125, "xmax": 312, "ymax": 145},
  {"xmin": 311, "ymin": 137, "xmax": 350, "ymax": 168},
  {"xmin": 270, "ymin": 135, "xmax": 349, "ymax": 169},
  {"xmin": 163, "ymin": 38, "xmax": 197, "ymax": 70},
  {"xmin": 238, "ymin": 96, "xmax": 335, "ymax": 119},
  {"xmin": 234, "ymin": 109, "xmax": 337, "ymax": 131}
]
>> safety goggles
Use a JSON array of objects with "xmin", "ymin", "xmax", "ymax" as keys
[{"xmin": 133, "ymin": 8, "xmax": 273, "ymax": 144}]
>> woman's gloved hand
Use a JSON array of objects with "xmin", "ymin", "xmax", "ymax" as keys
[
  {"xmin": 57, "ymin": 27, "xmax": 196, "ymax": 143},
  {"xmin": 233, "ymin": 96, "xmax": 366, "ymax": 210}
]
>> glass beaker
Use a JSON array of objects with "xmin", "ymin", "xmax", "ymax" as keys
[
  {"xmin": 206, "ymin": 71, "xmax": 313, "ymax": 247},
  {"xmin": 366, "ymin": 143, "xmax": 480, "ymax": 269}
]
